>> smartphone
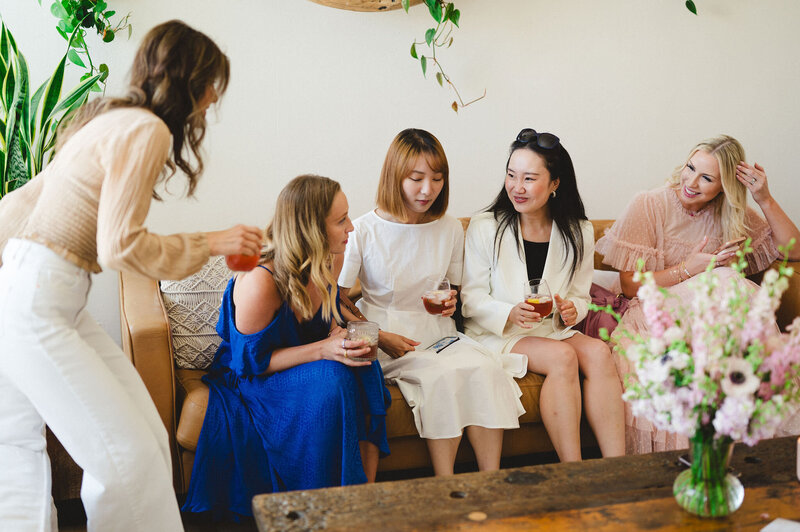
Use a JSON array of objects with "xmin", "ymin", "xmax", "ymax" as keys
[
  {"xmin": 713, "ymin": 236, "xmax": 746, "ymax": 255},
  {"xmin": 426, "ymin": 336, "xmax": 459, "ymax": 353}
]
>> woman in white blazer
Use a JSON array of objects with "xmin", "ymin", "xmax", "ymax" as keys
[{"xmin": 462, "ymin": 128, "xmax": 624, "ymax": 461}]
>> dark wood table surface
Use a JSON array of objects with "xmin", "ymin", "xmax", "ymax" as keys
[{"xmin": 252, "ymin": 436, "xmax": 800, "ymax": 531}]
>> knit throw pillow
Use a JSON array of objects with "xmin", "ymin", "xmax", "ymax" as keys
[{"xmin": 160, "ymin": 256, "xmax": 233, "ymax": 369}]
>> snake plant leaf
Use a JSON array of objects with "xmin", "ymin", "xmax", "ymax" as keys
[
  {"xmin": 15, "ymin": 51, "xmax": 31, "ymax": 145},
  {"xmin": 35, "ymin": 72, "xmax": 100, "ymax": 172},
  {"xmin": 28, "ymin": 81, "xmax": 47, "ymax": 137},
  {"xmin": 3, "ymin": 63, "xmax": 15, "ymax": 114},
  {"xmin": 425, "ymin": 28, "xmax": 436, "ymax": 47},
  {"xmin": 410, "ymin": 42, "xmax": 418, "ymax": 59},
  {"xmin": 38, "ymin": 55, "xmax": 65, "ymax": 135}
]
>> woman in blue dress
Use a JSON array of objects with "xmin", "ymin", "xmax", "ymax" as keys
[{"xmin": 184, "ymin": 174, "xmax": 390, "ymax": 520}]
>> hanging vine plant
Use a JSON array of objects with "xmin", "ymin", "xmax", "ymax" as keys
[{"xmin": 403, "ymin": 0, "xmax": 484, "ymax": 113}]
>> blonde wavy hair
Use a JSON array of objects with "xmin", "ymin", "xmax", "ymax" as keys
[
  {"xmin": 668, "ymin": 135, "xmax": 750, "ymax": 242},
  {"xmin": 57, "ymin": 20, "xmax": 230, "ymax": 198},
  {"xmin": 262, "ymin": 175, "xmax": 342, "ymax": 323}
]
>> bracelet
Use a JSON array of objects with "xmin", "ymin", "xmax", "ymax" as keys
[
  {"xmin": 677, "ymin": 261, "xmax": 686, "ymax": 283},
  {"xmin": 672, "ymin": 265, "xmax": 682, "ymax": 283},
  {"xmin": 682, "ymin": 262, "xmax": 691, "ymax": 280}
]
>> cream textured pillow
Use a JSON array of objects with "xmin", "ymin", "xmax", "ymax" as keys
[{"xmin": 160, "ymin": 256, "xmax": 233, "ymax": 369}]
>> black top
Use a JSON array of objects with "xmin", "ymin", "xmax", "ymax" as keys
[{"xmin": 523, "ymin": 240, "xmax": 549, "ymax": 281}]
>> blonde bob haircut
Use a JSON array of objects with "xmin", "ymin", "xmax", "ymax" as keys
[
  {"xmin": 668, "ymin": 135, "xmax": 750, "ymax": 243},
  {"xmin": 376, "ymin": 128, "xmax": 449, "ymax": 223},
  {"xmin": 262, "ymin": 174, "xmax": 342, "ymax": 323}
]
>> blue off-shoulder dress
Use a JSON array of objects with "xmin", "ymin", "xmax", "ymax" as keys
[{"xmin": 182, "ymin": 267, "xmax": 391, "ymax": 520}]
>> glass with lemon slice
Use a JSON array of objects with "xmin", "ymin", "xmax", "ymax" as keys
[{"xmin": 524, "ymin": 278, "xmax": 553, "ymax": 318}]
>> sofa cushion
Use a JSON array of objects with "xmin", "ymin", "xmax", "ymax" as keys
[{"xmin": 160, "ymin": 256, "xmax": 233, "ymax": 369}]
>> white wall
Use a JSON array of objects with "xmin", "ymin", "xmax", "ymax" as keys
[{"xmin": 3, "ymin": 0, "xmax": 800, "ymax": 344}]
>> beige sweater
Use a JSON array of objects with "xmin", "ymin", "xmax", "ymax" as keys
[{"xmin": 0, "ymin": 107, "xmax": 209, "ymax": 280}]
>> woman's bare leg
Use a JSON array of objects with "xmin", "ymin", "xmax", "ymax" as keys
[
  {"xmin": 513, "ymin": 336, "xmax": 582, "ymax": 462},
  {"xmin": 426, "ymin": 436, "xmax": 462, "ymax": 476},
  {"xmin": 564, "ymin": 333, "xmax": 625, "ymax": 457},
  {"xmin": 359, "ymin": 441, "xmax": 379, "ymax": 482},
  {"xmin": 465, "ymin": 426, "xmax": 504, "ymax": 471}
]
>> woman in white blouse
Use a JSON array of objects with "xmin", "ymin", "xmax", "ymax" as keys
[
  {"xmin": 0, "ymin": 21, "xmax": 262, "ymax": 530},
  {"xmin": 339, "ymin": 129, "xmax": 525, "ymax": 476},
  {"xmin": 461, "ymin": 128, "xmax": 624, "ymax": 461}
]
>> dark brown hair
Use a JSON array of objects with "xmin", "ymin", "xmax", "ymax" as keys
[
  {"xmin": 376, "ymin": 128, "xmax": 449, "ymax": 223},
  {"xmin": 57, "ymin": 20, "xmax": 230, "ymax": 197}
]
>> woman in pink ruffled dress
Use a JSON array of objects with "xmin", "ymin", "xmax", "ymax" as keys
[{"xmin": 596, "ymin": 134, "xmax": 800, "ymax": 454}]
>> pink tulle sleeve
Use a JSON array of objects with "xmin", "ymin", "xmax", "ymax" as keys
[
  {"xmin": 596, "ymin": 190, "xmax": 665, "ymax": 272},
  {"xmin": 744, "ymin": 208, "xmax": 780, "ymax": 275}
]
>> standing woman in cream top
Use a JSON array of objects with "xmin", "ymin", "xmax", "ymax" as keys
[
  {"xmin": 0, "ymin": 21, "xmax": 262, "ymax": 531},
  {"xmin": 461, "ymin": 129, "xmax": 624, "ymax": 462}
]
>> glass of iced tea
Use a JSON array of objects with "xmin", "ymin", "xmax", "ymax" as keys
[
  {"xmin": 524, "ymin": 278, "xmax": 553, "ymax": 319},
  {"xmin": 422, "ymin": 278, "xmax": 451, "ymax": 315},
  {"xmin": 225, "ymin": 254, "xmax": 260, "ymax": 272},
  {"xmin": 346, "ymin": 321, "xmax": 379, "ymax": 361}
]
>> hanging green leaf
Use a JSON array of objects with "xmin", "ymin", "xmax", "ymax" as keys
[
  {"xmin": 450, "ymin": 9, "xmax": 460, "ymax": 27},
  {"xmin": 50, "ymin": 1, "xmax": 69, "ymax": 19},
  {"xmin": 425, "ymin": 0, "xmax": 443, "ymax": 23},
  {"xmin": 420, "ymin": 55, "xmax": 427, "ymax": 77},
  {"xmin": 402, "ymin": 0, "xmax": 410, "ymax": 13},
  {"xmin": 444, "ymin": 3, "xmax": 454, "ymax": 23},
  {"xmin": 435, "ymin": 72, "xmax": 443, "ymax": 87},
  {"xmin": 66, "ymin": 49, "xmax": 85, "ymax": 67},
  {"xmin": 410, "ymin": 42, "xmax": 418, "ymax": 59},
  {"xmin": 685, "ymin": 0, "xmax": 697, "ymax": 14},
  {"xmin": 425, "ymin": 28, "xmax": 436, "ymax": 47},
  {"xmin": 98, "ymin": 63, "xmax": 109, "ymax": 82},
  {"xmin": 102, "ymin": 29, "xmax": 115, "ymax": 42}
]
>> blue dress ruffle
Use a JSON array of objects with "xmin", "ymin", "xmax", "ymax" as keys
[{"xmin": 182, "ymin": 275, "xmax": 390, "ymax": 520}]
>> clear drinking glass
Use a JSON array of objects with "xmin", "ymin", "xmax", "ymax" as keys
[
  {"xmin": 523, "ymin": 278, "xmax": 553, "ymax": 318},
  {"xmin": 346, "ymin": 321, "xmax": 379, "ymax": 361},
  {"xmin": 422, "ymin": 277, "xmax": 451, "ymax": 315}
]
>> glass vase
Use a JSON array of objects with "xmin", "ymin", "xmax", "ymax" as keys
[{"xmin": 673, "ymin": 431, "xmax": 744, "ymax": 517}]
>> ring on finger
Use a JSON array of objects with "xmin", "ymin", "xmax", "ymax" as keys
[
  {"xmin": 342, "ymin": 338, "xmax": 346, "ymax": 348},
  {"xmin": 750, "ymin": 177, "xmax": 756, "ymax": 185},
  {"xmin": 344, "ymin": 348, "xmax": 349, "ymax": 358}
]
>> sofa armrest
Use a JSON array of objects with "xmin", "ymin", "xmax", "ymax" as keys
[{"xmin": 118, "ymin": 270, "xmax": 182, "ymax": 489}]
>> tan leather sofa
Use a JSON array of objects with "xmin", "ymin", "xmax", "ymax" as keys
[{"xmin": 114, "ymin": 219, "xmax": 800, "ymax": 495}]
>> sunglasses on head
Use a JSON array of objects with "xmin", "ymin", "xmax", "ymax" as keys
[{"xmin": 516, "ymin": 128, "xmax": 560, "ymax": 149}]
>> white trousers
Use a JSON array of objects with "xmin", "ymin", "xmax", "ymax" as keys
[{"xmin": 0, "ymin": 239, "xmax": 184, "ymax": 532}]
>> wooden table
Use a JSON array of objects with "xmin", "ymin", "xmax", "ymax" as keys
[{"xmin": 252, "ymin": 436, "xmax": 800, "ymax": 531}]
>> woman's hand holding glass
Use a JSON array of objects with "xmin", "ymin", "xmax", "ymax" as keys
[
  {"xmin": 508, "ymin": 301, "xmax": 542, "ymax": 329},
  {"xmin": 324, "ymin": 326, "xmax": 372, "ymax": 367}
]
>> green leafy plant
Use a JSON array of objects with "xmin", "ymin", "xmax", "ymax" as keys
[
  {"xmin": 40, "ymin": 0, "xmax": 132, "ymax": 92},
  {"xmin": 403, "ymin": 0, "xmax": 484, "ymax": 113},
  {"xmin": 686, "ymin": 1, "xmax": 698, "ymax": 15},
  {"xmin": 0, "ymin": 20, "xmax": 101, "ymax": 197}
]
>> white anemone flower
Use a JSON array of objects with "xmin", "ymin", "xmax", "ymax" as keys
[{"xmin": 721, "ymin": 358, "xmax": 760, "ymax": 398}]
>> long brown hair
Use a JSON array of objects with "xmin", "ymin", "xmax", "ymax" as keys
[
  {"xmin": 262, "ymin": 175, "xmax": 342, "ymax": 323},
  {"xmin": 57, "ymin": 20, "xmax": 230, "ymax": 197}
]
